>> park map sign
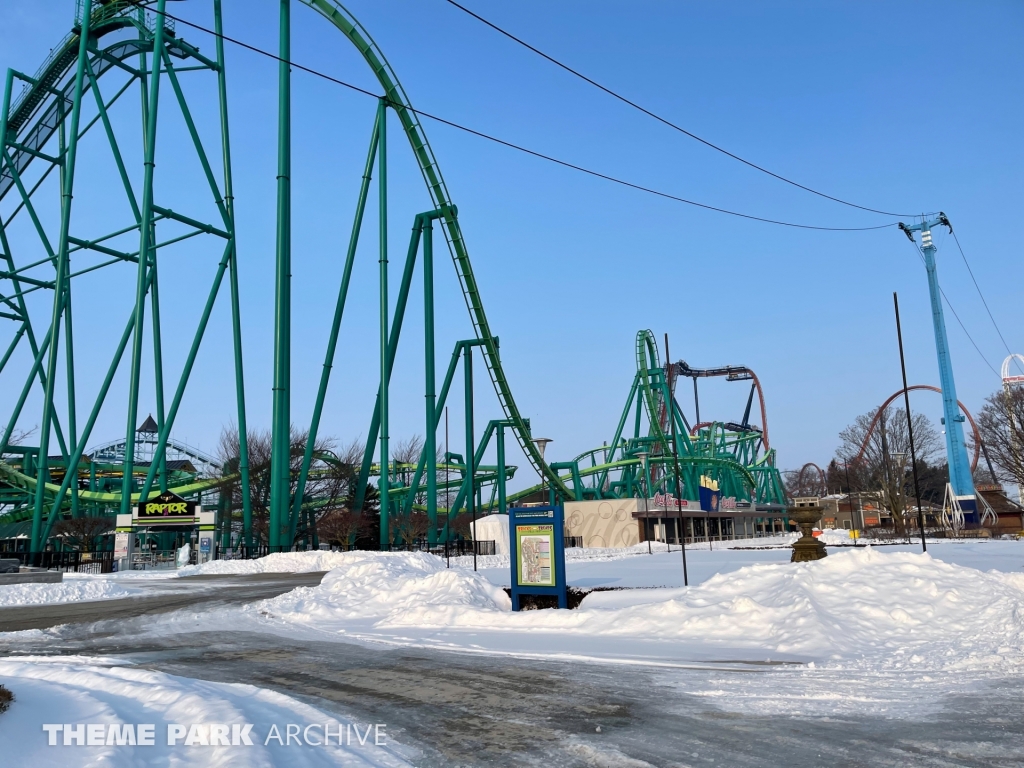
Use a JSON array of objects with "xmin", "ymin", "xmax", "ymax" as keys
[
  {"xmin": 516, "ymin": 524, "xmax": 555, "ymax": 586},
  {"xmin": 508, "ymin": 506, "xmax": 567, "ymax": 610}
]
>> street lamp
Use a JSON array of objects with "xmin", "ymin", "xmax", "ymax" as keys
[
  {"xmin": 636, "ymin": 451, "xmax": 652, "ymax": 554},
  {"xmin": 532, "ymin": 437, "xmax": 553, "ymax": 505}
]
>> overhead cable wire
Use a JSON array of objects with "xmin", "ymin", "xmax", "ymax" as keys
[
  {"xmin": 906, "ymin": 240, "xmax": 1001, "ymax": 378},
  {"xmin": 443, "ymin": 0, "xmax": 926, "ymax": 219},
  {"xmin": 159, "ymin": 9, "xmax": 897, "ymax": 233},
  {"xmin": 947, "ymin": 230, "xmax": 1023, "ymax": 375}
]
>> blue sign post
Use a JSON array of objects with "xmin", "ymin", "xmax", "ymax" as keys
[{"xmin": 509, "ymin": 506, "xmax": 567, "ymax": 610}]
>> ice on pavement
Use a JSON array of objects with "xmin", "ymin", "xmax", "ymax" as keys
[
  {"xmin": 0, "ymin": 580, "xmax": 139, "ymax": 607},
  {"xmin": 0, "ymin": 656, "xmax": 411, "ymax": 766},
  {"xmin": 250, "ymin": 547, "xmax": 1024, "ymax": 673}
]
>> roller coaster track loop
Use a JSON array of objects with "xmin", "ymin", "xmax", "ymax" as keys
[
  {"xmin": 796, "ymin": 461, "xmax": 827, "ymax": 496},
  {"xmin": 298, "ymin": 0, "xmax": 569, "ymax": 499},
  {"xmin": 854, "ymin": 385, "xmax": 980, "ymax": 473},
  {"xmin": 635, "ymin": 329, "xmax": 672, "ymax": 458}
]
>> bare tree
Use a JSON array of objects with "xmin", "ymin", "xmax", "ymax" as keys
[
  {"xmin": 316, "ymin": 508, "xmax": 362, "ymax": 550},
  {"xmin": 976, "ymin": 387, "xmax": 1024, "ymax": 494},
  {"xmin": 833, "ymin": 406, "xmax": 941, "ymax": 535},
  {"xmin": 217, "ymin": 425, "xmax": 341, "ymax": 548},
  {"xmin": 0, "ymin": 425, "xmax": 36, "ymax": 449},
  {"xmin": 54, "ymin": 516, "xmax": 112, "ymax": 552}
]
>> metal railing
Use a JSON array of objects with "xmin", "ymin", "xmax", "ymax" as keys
[{"xmin": 6, "ymin": 550, "xmax": 115, "ymax": 573}]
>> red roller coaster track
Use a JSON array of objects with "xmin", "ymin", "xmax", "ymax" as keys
[{"xmin": 854, "ymin": 385, "xmax": 980, "ymax": 472}]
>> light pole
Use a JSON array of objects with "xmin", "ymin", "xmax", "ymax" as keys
[
  {"xmin": 637, "ymin": 450, "xmax": 651, "ymax": 554},
  {"xmin": 532, "ymin": 437, "xmax": 552, "ymax": 505}
]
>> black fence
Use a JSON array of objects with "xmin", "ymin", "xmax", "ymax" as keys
[
  {"xmin": 564, "ymin": 536, "xmax": 583, "ymax": 549},
  {"xmin": 430, "ymin": 540, "xmax": 496, "ymax": 557},
  {"xmin": 222, "ymin": 540, "xmax": 499, "ymax": 559},
  {"xmin": 6, "ymin": 550, "xmax": 115, "ymax": 573}
]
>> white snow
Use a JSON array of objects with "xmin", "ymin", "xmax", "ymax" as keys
[
  {"xmin": 177, "ymin": 550, "xmax": 358, "ymax": 577},
  {"xmin": 0, "ymin": 580, "xmax": 139, "ymax": 607},
  {"xmin": 248, "ymin": 546, "xmax": 1024, "ymax": 675},
  {"xmin": 250, "ymin": 551, "xmax": 509, "ymax": 627},
  {"xmin": 0, "ymin": 656, "xmax": 411, "ymax": 766}
]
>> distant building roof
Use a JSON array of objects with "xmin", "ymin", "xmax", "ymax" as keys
[{"xmin": 137, "ymin": 414, "xmax": 159, "ymax": 434}]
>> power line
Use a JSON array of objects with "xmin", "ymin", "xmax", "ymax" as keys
[
  {"xmin": 947, "ymin": 230, "xmax": 1023, "ymax": 375},
  {"xmin": 159, "ymin": 9, "xmax": 897, "ymax": 233},
  {"xmin": 906, "ymin": 239, "xmax": 1000, "ymax": 378},
  {"xmin": 443, "ymin": 0, "xmax": 926, "ymax": 219}
]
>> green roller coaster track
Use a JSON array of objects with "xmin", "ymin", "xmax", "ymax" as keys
[{"xmin": 0, "ymin": 1, "xmax": 784, "ymax": 557}]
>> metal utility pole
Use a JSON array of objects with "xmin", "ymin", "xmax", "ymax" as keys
[
  {"xmin": 665, "ymin": 334, "xmax": 688, "ymax": 586},
  {"xmin": 899, "ymin": 215, "xmax": 977, "ymax": 523},
  {"xmin": 894, "ymin": 292, "xmax": 927, "ymax": 552}
]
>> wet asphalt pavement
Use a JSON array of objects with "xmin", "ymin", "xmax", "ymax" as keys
[{"xmin": 1, "ymin": 573, "xmax": 1022, "ymax": 767}]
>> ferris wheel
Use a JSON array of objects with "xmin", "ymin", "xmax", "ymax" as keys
[{"xmin": 1001, "ymin": 354, "xmax": 1024, "ymax": 388}]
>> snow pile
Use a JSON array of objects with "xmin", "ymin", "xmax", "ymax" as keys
[
  {"xmin": 253, "ymin": 548, "xmax": 1024, "ymax": 672},
  {"xmin": 0, "ymin": 656, "xmax": 409, "ymax": 766},
  {"xmin": 573, "ymin": 548, "xmax": 1024, "ymax": 671},
  {"xmin": 252, "ymin": 551, "xmax": 510, "ymax": 627},
  {"xmin": 177, "ymin": 550, "xmax": 358, "ymax": 577},
  {"xmin": 0, "ymin": 580, "xmax": 139, "ymax": 607}
]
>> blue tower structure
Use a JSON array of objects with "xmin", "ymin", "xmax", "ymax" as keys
[{"xmin": 899, "ymin": 214, "xmax": 978, "ymax": 523}]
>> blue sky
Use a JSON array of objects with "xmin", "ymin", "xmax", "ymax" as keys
[{"xmin": 1, "ymin": 1, "xmax": 1022, "ymax": 487}]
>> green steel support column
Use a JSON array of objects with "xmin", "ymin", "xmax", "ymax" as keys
[
  {"xmin": 85, "ymin": 61, "xmax": 141, "ymax": 219},
  {"xmin": 400, "ymin": 336, "xmax": 465, "ymax": 519},
  {"xmin": 352, "ymin": 218, "xmax": 421, "ymax": 519},
  {"xmin": 2, "ymin": 327, "xmax": 53, "ymax": 457},
  {"xmin": 464, "ymin": 344, "xmax": 474, "ymax": 532},
  {"xmin": 120, "ymin": 0, "xmax": 167, "ymax": 517},
  {"xmin": 290, "ymin": 115, "xmax": 379, "ymax": 541},
  {"xmin": 497, "ymin": 422, "xmax": 507, "ymax": 516},
  {"xmin": 57, "ymin": 96, "xmax": 80, "ymax": 519},
  {"xmin": 137, "ymin": 242, "xmax": 233, "ymax": 502},
  {"xmin": 30, "ymin": 0, "xmax": 93, "ymax": 552},
  {"xmin": 0, "ymin": 326, "xmax": 26, "ymax": 375},
  {"xmin": 377, "ymin": 97, "xmax": 389, "ymax": 551},
  {"xmin": 215, "ymin": 0, "xmax": 253, "ymax": 547},
  {"xmin": 269, "ymin": 0, "xmax": 292, "ymax": 551},
  {"xmin": 41, "ymin": 269, "xmax": 156, "ymax": 544},
  {"xmin": 149, "ymin": 256, "xmax": 167, "ymax": 492},
  {"xmin": 423, "ymin": 216, "xmax": 437, "ymax": 544},
  {"xmin": 64, "ymin": 287, "xmax": 79, "ymax": 517}
]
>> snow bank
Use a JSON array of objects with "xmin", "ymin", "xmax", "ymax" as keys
[
  {"xmin": 254, "ymin": 548, "xmax": 1024, "ymax": 672},
  {"xmin": 252, "ymin": 551, "xmax": 510, "ymax": 628},
  {"xmin": 177, "ymin": 550, "xmax": 357, "ymax": 577},
  {"xmin": 0, "ymin": 580, "xmax": 139, "ymax": 607},
  {"xmin": 0, "ymin": 656, "xmax": 409, "ymax": 766}
]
